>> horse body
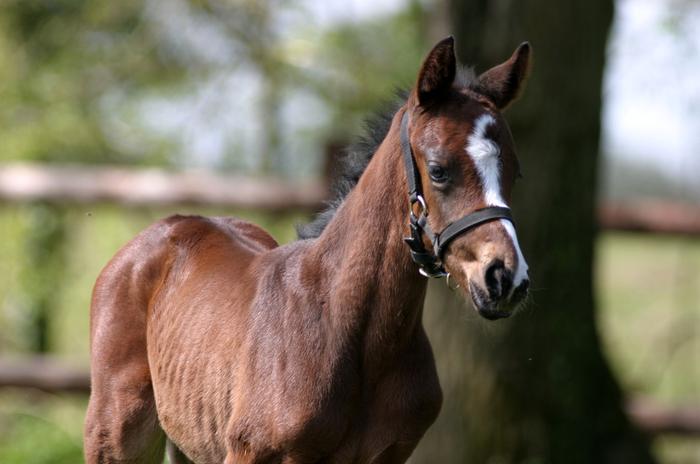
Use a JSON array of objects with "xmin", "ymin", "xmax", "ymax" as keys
[
  {"xmin": 86, "ymin": 37, "xmax": 532, "ymax": 463},
  {"xmin": 86, "ymin": 118, "xmax": 442, "ymax": 463}
]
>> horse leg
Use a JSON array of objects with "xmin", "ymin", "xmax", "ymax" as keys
[
  {"xmin": 84, "ymin": 234, "xmax": 169, "ymax": 463},
  {"xmin": 84, "ymin": 363, "xmax": 164, "ymax": 463}
]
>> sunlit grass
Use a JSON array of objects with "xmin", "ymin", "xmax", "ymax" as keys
[
  {"xmin": 596, "ymin": 232, "xmax": 700, "ymax": 403},
  {"xmin": 0, "ymin": 390, "xmax": 85, "ymax": 464},
  {"xmin": 596, "ymin": 232, "xmax": 700, "ymax": 463}
]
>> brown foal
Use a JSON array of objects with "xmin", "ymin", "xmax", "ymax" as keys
[{"xmin": 85, "ymin": 37, "xmax": 531, "ymax": 464}]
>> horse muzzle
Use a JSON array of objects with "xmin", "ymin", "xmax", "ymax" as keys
[{"xmin": 465, "ymin": 259, "xmax": 530, "ymax": 320}]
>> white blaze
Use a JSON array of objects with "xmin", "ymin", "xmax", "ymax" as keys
[{"xmin": 466, "ymin": 114, "xmax": 529, "ymax": 288}]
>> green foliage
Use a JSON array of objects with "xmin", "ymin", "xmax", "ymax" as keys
[
  {"xmin": 298, "ymin": 2, "xmax": 427, "ymax": 137},
  {"xmin": 0, "ymin": 0, "xmax": 429, "ymax": 173},
  {"xmin": 0, "ymin": 204, "xmax": 307, "ymax": 356},
  {"xmin": 0, "ymin": 392, "xmax": 85, "ymax": 464},
  {"xmin": 20, "ymin": 203, "xmax": 68, "ymax": 352},
  {"xmin": 0, "ymin": 0, "xmax": 188, "ymax": 165}
]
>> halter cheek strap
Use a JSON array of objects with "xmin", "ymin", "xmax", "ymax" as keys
[{"xmin": 400, "ymin": 109, "xmax": 514, "ymax": 278}]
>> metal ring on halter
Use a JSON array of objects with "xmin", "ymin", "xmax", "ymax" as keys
[
  {"xmin": 419, "ymin": 267, "xmax": 448, "ymax": 279},
  {"xmin": 410, "ymin": 194, "xmax": 427, "ymax": 219},
  {"xmin": 446, "ymin": 273, "xmax": 460, "ymax": 291}
]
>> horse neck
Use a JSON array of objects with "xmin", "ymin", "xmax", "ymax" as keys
[{"xmin": 308, "ymin": 108, "xmax": 428, "ymax": 368}]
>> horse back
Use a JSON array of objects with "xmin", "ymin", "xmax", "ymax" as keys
[{"xmin": 91, "ymin": 213, "xmax": 277, "ymax": 334}]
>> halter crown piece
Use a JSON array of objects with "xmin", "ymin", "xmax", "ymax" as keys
[{"xmin": 400, "ymin": 109, "xmax": 514, "ymax": 279}]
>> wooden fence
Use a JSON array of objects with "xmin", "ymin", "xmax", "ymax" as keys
[
  {"xmin": 2, "ymin": 162, "xmax": 699, "ymax": 234},
  {"xmin": 0, "ymin": 356, "xmax": 697, "ymax": 438},
  {"xmin": 0, "ymin": 162, "xmax": 326, "ymax": 210}
]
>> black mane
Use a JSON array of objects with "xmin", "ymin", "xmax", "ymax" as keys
[{"xmin": 296, "ymin": 96, "xmax": 405, "ymax": 239}]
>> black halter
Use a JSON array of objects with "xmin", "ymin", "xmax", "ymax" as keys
[{"xmin": 400, "ymin": 110, "xmax": 514, "ymax": 278}]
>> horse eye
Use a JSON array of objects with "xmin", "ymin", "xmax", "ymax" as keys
[{"xmin": 428, "ymin": 163, "xmax": 448, "ymax": 183}]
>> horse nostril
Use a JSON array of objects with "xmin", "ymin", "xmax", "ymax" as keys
[
  {"xmin": 520, "ymin": 279, "xmax": 530, "ymax": 293},
  {"xmin": 484, "ymin": 259, "xmax": 512, "ymax": 300},
  {"xmin": 511, "ymin": 278, "xmax": 530, "ymax": 304}
]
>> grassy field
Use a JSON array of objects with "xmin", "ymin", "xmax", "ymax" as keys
[
  {"xmin": 596, "ymin": 233, "xmax": 700, "ymax": 463},
  {"xmin": 0, "ymin": 205, "xmax": 698, "ymax": 463}
]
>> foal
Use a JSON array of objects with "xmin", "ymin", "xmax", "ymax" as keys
[{"xmin": 85, "ymin": 37, "xmax": 531, "ymax": 464}]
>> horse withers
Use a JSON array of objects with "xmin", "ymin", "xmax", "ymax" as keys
[{"xmin": 85, "ymin": 37, "xmax": 531, "ymax": 464}]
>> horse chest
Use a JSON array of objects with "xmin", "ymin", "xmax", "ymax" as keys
[
  {"xmin": 306, "ymin": 345, "xmax": 442, "ymax": 462},
  {"xmin": 227, "ymin": 339, "xmax": 442, "ymax": 464},
  {"xmin": 357, "ymin": 360, "xmax": 443, "ymax": 459}
]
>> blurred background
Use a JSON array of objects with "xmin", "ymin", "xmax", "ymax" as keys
[{"xmin": 0, "ymin": 0, "xmax": 698, "ymax": 463}]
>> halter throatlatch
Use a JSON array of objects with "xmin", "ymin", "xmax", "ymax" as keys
[{"xmin": 400, "ymin": 110, "xmax": 514, "ymax": 279}]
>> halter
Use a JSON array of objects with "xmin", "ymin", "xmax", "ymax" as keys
[{"xmin": 400, "ymin": 109, "xmax": 514, "ymax": 279}]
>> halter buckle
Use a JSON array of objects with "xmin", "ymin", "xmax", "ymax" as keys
[
  {"xmin": 419, "ymin": 267, "xmax": 448, "ymax": 279},
  {"xmin": 409, "ymin": 194, "xmax": 427, "ymax": 220},
  {"xmin": 446, "ymin": 272, "xmax": 460, "ymax": 291}
]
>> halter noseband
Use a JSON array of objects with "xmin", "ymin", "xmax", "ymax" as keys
[{"xmin": 400, "ymin": 109, "xmax": 514, "ymax": 279}]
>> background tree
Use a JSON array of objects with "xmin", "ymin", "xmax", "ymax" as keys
[{"xmin": 413, "ymin": 1, "xmax": 657, "ymax": 463}]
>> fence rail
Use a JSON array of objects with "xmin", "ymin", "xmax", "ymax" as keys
[
  {"xmin": 0, "ymin": 356, "xmax": 697, "ymax": 437},
  {"xmin": 0, "ymin": 162, "xmax": 326, "ymax": 210},
  {"xmin": 598, "ymin": 201, "xmax": 700, "ymax": 236},
  {"xmin": 0, "ymin": 356, "xmax": 90, "ymax": 394},
  {"xmin": 1, "ymin": 162, "xmax": 699, "ymax": 235},
  {"xmin": 627, "ymin": 397, "xmax": 700, "ymax": 437}
]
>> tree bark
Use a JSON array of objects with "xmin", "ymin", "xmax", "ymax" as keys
[{"xmin": 413, "ymin": 1, "xmax": 657, "ymax": 463}]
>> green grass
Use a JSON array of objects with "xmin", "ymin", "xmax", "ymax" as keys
[
  {"xmin": 596, "ymin": 232, "xmax": 700, "ymax": 463},
  {"xmin": 0, "ymin": 391, "xmax": 85, "ymax": 464},
  {"xmin": 0, "ymin": 206, "xmax": 698, "ymax": 463},
  {"xmin": 1, "ymin": 204, "xmax": 306, "ymax": 357},
  {"xmin": 596, "ymin": 232, "xmax": 699, "ymax": 404}
]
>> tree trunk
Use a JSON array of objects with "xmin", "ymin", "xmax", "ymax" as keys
[{"xmin": 413, "ymin": 1, "xmax": 657, "ymax": 463}]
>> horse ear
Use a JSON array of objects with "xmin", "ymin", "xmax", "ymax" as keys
[
  {"xmin": 416, "ymin": 36, "xmax": 457, "ymax": 106},
  {"xmin": 476, "ymin": 42, "xmax": 532, "ymax": 110}
]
